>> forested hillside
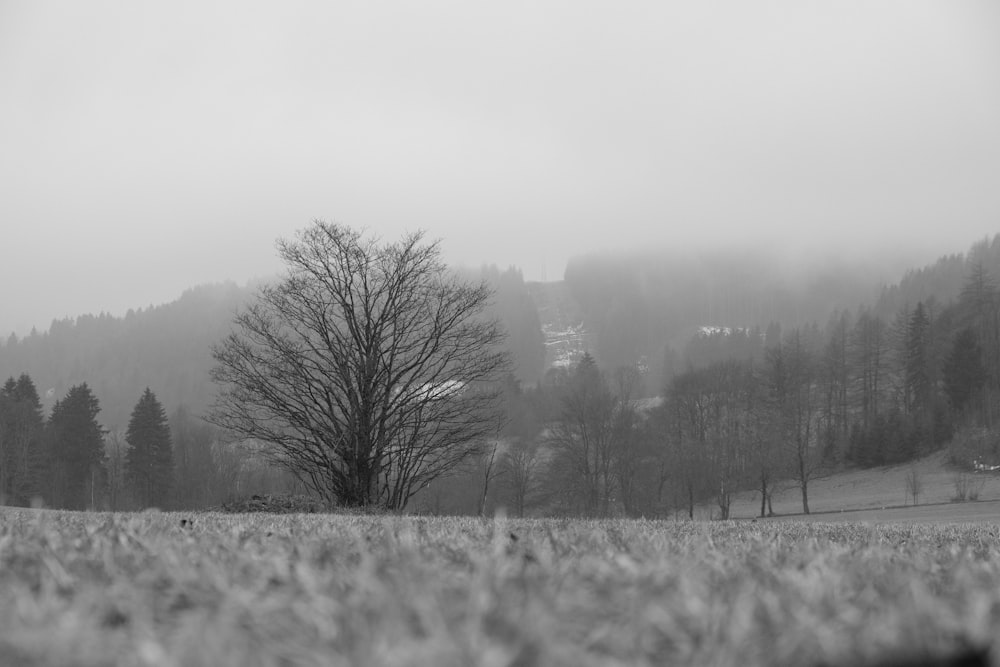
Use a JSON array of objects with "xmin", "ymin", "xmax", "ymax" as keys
[
  {"xmin": 561, "ymin": 249, "xmax": 895, "ymax": 389},
  {"xmin": 0, "ymin": 282, "xmax": 248, "ymax": 430},
  {"xmin": 428, "ymin": 234, "xmax": 1000, "ymax": 520},
  {"xmin": 4, "ymin": 235, "xmax": 1000, "ymax": 516},
  {"xmin": 0, "ymin": 267, "xmax": 544, "ymax": 431},
  {"xmin": 465, "ymin": 265, "xmax": 546, "ymax": 386},
  {"xmin": 558, "ymin": 238, "xmax": 1000, "ymax": 390},
  {"xmin": 876, "ymin": 237, "xmax": 1000, "ymax": 318}
]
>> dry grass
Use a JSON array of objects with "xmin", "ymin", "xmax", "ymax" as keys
[{"xmin": 1, "ymin": 509, "xmax": 999, "ymax": 666}]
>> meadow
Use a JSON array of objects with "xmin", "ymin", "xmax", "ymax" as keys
[
  {"xmin": 699, "ymin": 451, "xmax": 1000, "ymax": 522},
  {"xmin": 1, "ymin": 509, "xmax": 998, "ymax": 667}
]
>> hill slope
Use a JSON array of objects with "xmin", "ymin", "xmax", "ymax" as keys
[
  {"xmin": 0, "ymin": 282, "xmax": 249, "ymax": 429},
  {"xmin": 0, "ymin": 266, "xmax": 547, "ymax": 429},
  {"xmin": 712, "ymin": 451, "xmax": 1000, "ymax": 520}
]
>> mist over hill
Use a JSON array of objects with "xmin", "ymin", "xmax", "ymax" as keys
[
  {"xmin": 0, "ymin": 282, "xmax": 250, "ymax": 430},
  {"xmin": 558, "ymin": 246, "xmax": 913, "ymax": 386},
  {"xmin": 875, "ymin": 237, "xmax": 1000, "ymax": 318},
  {"xmin": 1, "ymin": 235, "xmax": 997, "ymax": 428},
  {"xmin": 0, "ymin": 266, "xmax": 545, "ymax": 430}
]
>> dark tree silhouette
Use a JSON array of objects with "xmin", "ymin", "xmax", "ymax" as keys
[
  {"xmin": 125, "ymin": 388, "xmax": 174, "ymax": 508},
  {"xmin": 0, "ymin": 374, "xmax": 46, "ymax": 506},
  {"xmin": 210, "ymin": 222, "xmax": 508, "ymax": 510},
  {"xmin": 904, "ymin": 302, "xmax": 933, "ymax": 415},
  {"xmin": 943, "ymin": 328, "xmax": 986, "ymax": 415},
  {"xmin": 47, "ymin": 383, "xmax": 105, "ymax": 510}
]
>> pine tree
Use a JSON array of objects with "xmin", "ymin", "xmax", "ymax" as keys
[
  {"xmin": 48, "ymin": 384, "xmax": 106, "ymax": 510},
  {"xmin": 943, "ymin": 328, "xmax": 986, "ymax": 416},
  {"xmin": 904, "ymin": 302, "xmax": 932, "ymax": 415},
  {"xmin": 0, "ymin": 375, "xmax": 46, "ymax": 506},
  {"xmin": 125, "ymin": 388, "xmax": 174, "ymax": 508},
  {"xmin": 851, "ymin": 309, "xmax": 887, "ymax": 432}
]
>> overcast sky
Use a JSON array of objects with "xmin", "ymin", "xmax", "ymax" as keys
[{"xmin": 2, "ymin": 2, "xmax": 999, "ymax": 335}]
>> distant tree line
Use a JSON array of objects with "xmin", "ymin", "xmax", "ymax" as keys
[
  {"xmin": 0, "ymin": 376, "xmax": 296, "ymax": 511},
  {"xmin": 659, "ymin": 259, "xmax": 1000, "ymax": 517},
  {"xmin": 415, "ymin": 255, "xmax": 1000, "ymax": 520},
  {"xmin": 6, "ymin": 229, "xmax": 1000, "ymax": 516},
  {"xmin": 0, "ymin": 268, "xmax": 543, "ymax": 442},
  {"xmin": 563, "ymin": 236, "xmax": 1000, "ymax": 397},
  {"xmin": 0, "ymin": 283, "xmax": 249, "ymax": 430}
]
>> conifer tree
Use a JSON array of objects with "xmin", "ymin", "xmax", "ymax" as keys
[
  {"xmin": 0, "ymin": 374, "xmax": 46, "ymax": 506},
  {"xmin": 125, "ymin": 388, "xmax": 174, "ymax": 508},
  {"xmin": 943, "ymin": 328, "xmax": 986, "ymax": 416},
  {"xmin": 904, "ymin": 302, "xmax": 932, "ymax": 415},
  {"xmin": 48, "ymin": 384, "xmax": 105, "ymax": 510}
]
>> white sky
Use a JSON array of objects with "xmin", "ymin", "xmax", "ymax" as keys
[{"xmin": 2, "ymin": 1, "xmax": 999, "ymax": 335}]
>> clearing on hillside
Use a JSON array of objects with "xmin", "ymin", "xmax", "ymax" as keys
[{"xmin": 710, "ymin": 450, "xmax": 1000, "ymax": 520}]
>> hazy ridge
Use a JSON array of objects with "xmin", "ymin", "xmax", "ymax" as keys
[{"xmin": 1, "ymin": 235, "xmax": 998, "ymax": 429}]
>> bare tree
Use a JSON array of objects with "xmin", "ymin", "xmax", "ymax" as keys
[
  {"xmin": 766, "ymin": 328, "xmax": 824, "ymax": 515},
  {"xmin": 477, "ymin": 431, "xmax": 504, "ymax": 516},
  {"xmin": 103, "ymin": 428, "xmax": 129, "ymax": 510},
  {"xmin": 499, "ymin": 438, "xmax": 540, "ymax": 517},
  {"xmin": 610, "ymin": 366, "xmax": 645, "ymax": 517},
  {"xmin": 852, "ymin": 309, "xmax": 888, "ymax": 434},
  {"xmin": 211, "ymin": 439, "xmax": 246, "ymax": 503},
  {"xmin": 545, "ymin": 356, "xmax": 647, "ymax": 517},
  {"xmin": 904, "ymin": 467, "xmax": 922, "ymax": 505},
  {"xmin": 660, "ymin": 369, "xmax": 712, "ymax": 520},
  {"xmin": 210, "ymin": 222, "xmax": 508, "ymax": 510},
  {"xmin": 170, "ymin": 406, "xmax": 215, "ymax": 509},
  {"xmin": 547, "ymin": 354, "xmax": 620, "ymax": 516},
  {"xmin": 819, "ymin": 312, "xmax": 851, "ymax": 461}
]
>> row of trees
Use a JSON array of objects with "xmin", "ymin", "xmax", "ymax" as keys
[
  {"xmin": 651, "ymin": 261, "xmax": 1000, "ymax": 519},
  {"xmin": 0, "ymin": 376, "xmax": 175, "ymax": 510},
  {"xmin": 411, "ymin": 356, "xmax": 669, "ymax": 518},
  {"xmin": 563, "ymin": 236, "xmax": 1000, "ymax": 397},
  {"xmin": 421, "ymin": 259, "xmax": 1000, "ymax": 520},
  {"xmin": 202, "ymin": 222, "xmax": 1000, "ymax": 518},
  {"xmin": 0, "ymin": 224, "xmax": 545, "ymax": 515},
  {"xmin": 10, "ymin": 224, "xmax": 1000, "ymax": 518}
]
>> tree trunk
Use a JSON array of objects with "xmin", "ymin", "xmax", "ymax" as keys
[{"xmin": 759, "ymin": 473, "xmax": 767, "ymax": 518}]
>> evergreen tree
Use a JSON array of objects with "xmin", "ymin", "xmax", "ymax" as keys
[
  {"xmin": 959, "ymin": 262, "xmax": 1000, "ymax": 426},
  {"xmin": 943, "ymin": 328, "xmax": 986, "ymax": 416},
  {"xmin": 125, "ymin": 388, "xmax": 174, "ymax": 508},
  {"xmin": 819, "ymin": 312, "xmax": 850, "ymax": 460},
  {"xmin": 48, "ymin": 383, "xmax": 105, "ymax": 509},
  {"xmin": 0, "ymin": 374, "xmax": 46, "ymax": 506},
  {"xmin": 904, "ymin": 302, "xmax": 932, "ymax": 415},
  {"xmin": 851, "ymin": 309, "xmax": 887, "ymax": 432}
]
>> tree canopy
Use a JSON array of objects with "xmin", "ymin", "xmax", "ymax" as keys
[
  {"xmin": 47, "ymin": 383, "xmax": 104, "ymax": 510},
  {"xmin": 125, "ymin": 388, "xmax": 174, "ymax": 508},
  {"xmin": 211, "ymin": 222, "xmax": 509, "ymax": 509}
]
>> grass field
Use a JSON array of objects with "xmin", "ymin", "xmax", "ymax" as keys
[{"xmin": 2, "ymin": 509, "xmax": 999, "ymax": 666}]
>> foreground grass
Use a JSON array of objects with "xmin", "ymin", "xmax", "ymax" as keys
[{"xmin": 1, "ymin": 511, "xmax": 999, "ymax": 666}]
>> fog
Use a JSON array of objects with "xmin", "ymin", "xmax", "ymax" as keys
[{"xmin": 2, "ymin": 1, "xmax": 999, "ymax": 335}]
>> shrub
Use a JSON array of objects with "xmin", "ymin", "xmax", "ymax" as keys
[
  {"xmin": 950, "ymin": 473, "xmax": 985, "ymax": 503},
  {"xmin": 218, "ymin": 493, "xmax": 329, "ymax": 514},
  {"xmin": 948, "ymin": 427, "xmax": 1000, "ymax": 469}
]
